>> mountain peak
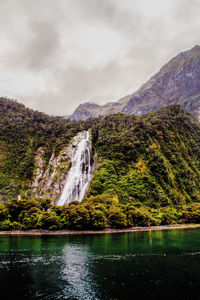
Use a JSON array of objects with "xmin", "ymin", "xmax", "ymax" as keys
[{"xmin": 70, "ymin": 45, "xmax": 200, "ymax": 121}]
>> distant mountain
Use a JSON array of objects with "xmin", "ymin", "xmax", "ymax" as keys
[{"xmin": 70, "ymin": 45, "xmax": 200, "ymax": 121}]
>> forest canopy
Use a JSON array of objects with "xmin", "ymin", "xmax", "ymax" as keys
[{"xmin": 1, "ymin": 98, "xmax": 200, "ymax": 211}]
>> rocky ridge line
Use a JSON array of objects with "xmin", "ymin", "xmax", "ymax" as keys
[{"xmin": 70, "ymin": 45, "xmax": 200, "ymax": 121}]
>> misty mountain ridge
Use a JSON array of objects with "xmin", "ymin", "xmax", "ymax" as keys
[{"xmin": 70, "ymin": 45, "xmax": 200, "ymax": 121}]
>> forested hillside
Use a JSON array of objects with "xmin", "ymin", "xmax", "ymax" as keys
[
  {"xmin": 89, "ymin": 105, "xmax": 200, "ymax": 207},
  {"xmin": 1, "ymin": 97, "xmax": 200, "ymax": 210},
  {"xmin": 0, "ymin": 98, "xmax": 88, "ymax": 201}
]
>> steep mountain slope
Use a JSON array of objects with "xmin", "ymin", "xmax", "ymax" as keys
[
  {"xmin": 89, "ymin": 105, "xmax": 200, "ymax": 207},
  {"xmin": 0, "ymin": 98, "xmax": 88, "ymax": 202},
  {"xmin": 70, "ymin": 45, "xmax": 200, "ymax": 121},
  {"xmin": 2, "ymin": 97, "xmax": 200, "ymax": 208}
]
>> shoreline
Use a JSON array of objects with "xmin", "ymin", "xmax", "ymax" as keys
[{"xmin": 0, "ymin": 224, "xmax": 200, "ymax": 236}]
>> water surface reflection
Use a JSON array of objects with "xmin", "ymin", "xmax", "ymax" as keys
[
  {"xmin": 61, "ymin": 244, "xmax": 99, "ymax": 299},
  {"xmin": 0, "ymin": 229, "xmax": 200, "ymax": 299}
]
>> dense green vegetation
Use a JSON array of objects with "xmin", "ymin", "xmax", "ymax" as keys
[
  {"xmin": 89, "ymin": 105, "xmax": 200, "ymax": 207},
  {"xmin": 0, "ymin": 97, "xmax": 92, "ymax": 201},
  {"xmin": 2, "ymin": 98, "xmax": 200, "ymax": 229},
  {"xmin": 1, "ymin": 195, "xmax": 200, "ymax": 230}
]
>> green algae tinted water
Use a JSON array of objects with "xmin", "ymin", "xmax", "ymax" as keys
[{"xmin": 0, "ymin": 229, "xmax": 200, "ymax": 300}]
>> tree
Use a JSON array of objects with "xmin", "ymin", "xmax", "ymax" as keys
[
  {"xmin": 108, "ymin": 207, "xmax": 127, "ymax": 228},
  {"xmin": 68, "ymin": 206, "xmax": 90, "ymax": 229},
  {"xmin": 37, "ymin": 211, "xmax": 60, "ymax": 230},
  {"xmin": 90, "ymin": 210, "xmax": 107, "ymax": 229}
]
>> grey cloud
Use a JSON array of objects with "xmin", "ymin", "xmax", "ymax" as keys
[
  {"xmin": 26, "ymin": 21, "xmax": 61, "ymax": 70},
  {"xmin": 74, "ymin": 0, "xmax": 145, "ymax": 39},
  {"xmin": 0, "ymin": 0, "xmax": 199, "ymax": 115},
  {"xmin": 32, "ymin": 59, "xmax": 139, "ymax": 115},
  {"xmin": 174, "ymin": 0, "xmax": 200, "ymax": 21}
]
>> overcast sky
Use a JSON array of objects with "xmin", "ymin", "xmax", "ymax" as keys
[{"xmin": 0, "ymin": 0, "xmax": 199, "ymax": 115}]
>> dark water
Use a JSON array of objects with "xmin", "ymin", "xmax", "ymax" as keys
[{"xmin": 0, "ymin": 229, "xmax": 200, "ymax": 300}]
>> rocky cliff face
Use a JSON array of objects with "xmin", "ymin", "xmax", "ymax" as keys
[
  {"xmin": 70, "ymin": 45, "xmax": 200, "ymax": 121},
  {"xmin": 30, "ymin": 132, "xmax": 89, "ymax": 204},
  {"xmin": 70, "ymin": 100, "xmax": 128, "ymax": 121}
]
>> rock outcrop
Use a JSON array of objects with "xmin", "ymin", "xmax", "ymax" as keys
[
  {"xmin": 70, "ymin": 45, "xmax": 200, "ymax": 121},
  {"xmin": 30, "ymin": 132, "xmax": 89, "ymax": 203}
]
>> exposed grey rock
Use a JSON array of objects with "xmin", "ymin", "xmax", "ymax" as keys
[
  {"xmin": 30, "ymin": 131, "xmax": 90, "ymax": 203},
  {"xmin": 70, "ymin": 45, "xmax": 200, "ymax": 121}
]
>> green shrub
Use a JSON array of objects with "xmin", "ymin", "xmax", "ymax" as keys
[
  {"xmin": 126, "ymin": 207, "xmax": 154, "ymax": 227},
  {"xmin": 108, "ymin": 207, "xmax": 127, "ymax": 228},
  {"xmin": 160, "ymin": 207, "xmax": 180, "ymax": 225},
  {"xmin": 180, "ymin": 204, "xmax": 200, "ymax": 223},
  {"xmin": 11, "ymin": 221, "xmax": 21, "ymax": 230},
  {"xmin": 0, "ymin": 220, "xmax": 12, "ymax": 230},
  {"xmin": 68, "ymin": 206, "xmax": 90, "ymax": 229},
  {"xmin": 90, "ymin": 210, "xmax": 107, "ymax": 229},
  {"xmin": 36, "ymin": 211, "xmax": 60, "ymax": 230},
  {"xmin": 0, "ymin": 204, "xmax": 10, "ymax": 221}
]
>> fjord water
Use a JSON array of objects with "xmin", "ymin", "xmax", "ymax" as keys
[{"xmin": 0, "ymin": 229, "xmax": 200, "ymax": 300}]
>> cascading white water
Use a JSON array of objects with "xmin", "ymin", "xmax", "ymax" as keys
[{"xmin": 57, "ymin": 131, "xmax": 92, "ymax": 206}]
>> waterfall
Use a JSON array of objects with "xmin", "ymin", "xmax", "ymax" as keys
[{"xmin": 57, "ymin": 131, "xmax": 92, "ymax": 206}]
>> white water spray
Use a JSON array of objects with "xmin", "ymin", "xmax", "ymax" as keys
[{"xmin": 57, "ymin": 131, "xmax": 92, "ymax": 206}]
